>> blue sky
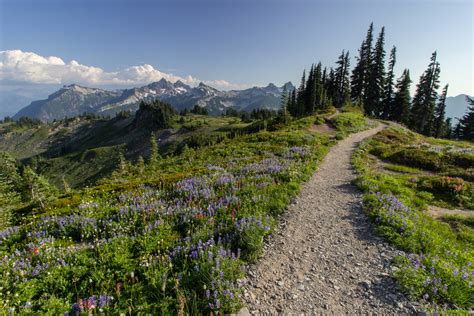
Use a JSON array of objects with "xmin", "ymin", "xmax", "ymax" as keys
[{"xmin": 0, "ymin": 0, "xmax": 473, "ymax": 98}]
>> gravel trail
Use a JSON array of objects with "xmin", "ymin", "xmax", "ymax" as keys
[{"xmin": 242, "ymin": 125, "xmax": 418, "ymax": 315}]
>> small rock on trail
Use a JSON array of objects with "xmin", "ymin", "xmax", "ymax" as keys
[{"xmin": 242, "ymin": 125, "xmax": 418, "ymax": 315}]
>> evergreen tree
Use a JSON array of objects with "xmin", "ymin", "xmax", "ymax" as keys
[
  {"xmin": 0, "ymin": 181, "xmax": 20, "ymax": 229},
  {"xmin": 62, "ymin": 176, "xmax": 71, "ymax": 194},
  {"xmin": 409, "ymin": 51, "xmax": 441, "ymax": 136},
  {"xmin": 365, "ymin": 27, "xmax": 386, "ymax": 117},
  {"xmin": 453, "ymin": 121, "xmax": 462, "ymax": 139},
  {"xmin": 334, "ymin": 50, "xmax": 351, "ymax": 107},
  {"xmin": 133, "ymin": 100, "xmax": 176, "ymax": 130},
  {"xmin": 0, "ymin": 153, "xmax": 22, "ymax": 229},
  {"xmin": 382, "ymin": 46, "xmax": 397, "ymax": 119},
  {"xmin": 325, "ymin": 68, "xmax": 336, "ymax": 106},
  {"xmin": 137, "ymin": 156, "xmax": 145, "ymax": 175},
  {"xmin": 304, "ymin": 65, "xmax": 316, "ymax": 114},
  {"xmin": 118, "ymin": 152, "xmax": 128, "ymax": 173},
  {"xmin": 149, "ymin": 132, "xmax": 161, "ymax": 165},
  {"xmin": 445, "ymin": 118, "xmax": 453, "ymax": 139},
  {"xmin": 391, "ymin": 69, "xmax": 412, "ymax": 124},
  {"xmin": 459, "ymin": 96, "xmax": 474, "ymax": 140},
  {"xmin": 296, "ymin": 70, "xmax": 306, "ymax": 116},
  {"xmin": 280, "ymin": 85, "xmax": 289, "ymax": 110},
  {"xmin": 433, "ymin": 84, "xmax": 449, "ymax": 138},
  {"xmin": 313, "ymin": 62, "xmax": 325, "ymax": 110},
  {"xmin": 351, "ymin": 23, "xmax": 374, "ymax": 103},
  {"xmin": 22, "ymin": 166, "xmax": 57, "ymax": 209},
  {"xmin": 288, "ymin": 89, "xmax": 297, "ymax": 116},
  {"xmin": 278, "ymin": 85, "xmax": 291, "ymax": 123}
]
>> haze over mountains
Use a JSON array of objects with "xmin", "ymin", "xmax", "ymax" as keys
[
  {"xmin": 445, "ymin": 94, "xmax": 473, "ymax": 122},
  {"xmin": 11, "ymin": 79, "xmax": 295, "ymax": 121},
  {"xmin": 8, "ymin": 80, "xmax": 471, "ymax": 123}
]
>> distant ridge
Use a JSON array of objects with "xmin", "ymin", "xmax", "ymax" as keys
[
  {"xmin": 13, "ymin": 80, "xmax": 294, "ymax": 121},
  {"xmin": 445, "ymin": 94, "xmax": 472, "ymax": 122}
]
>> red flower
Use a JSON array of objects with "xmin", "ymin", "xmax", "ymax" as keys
[{"xmin": 116, "ymin": 281, "xmax": 121, "ymax": 295}]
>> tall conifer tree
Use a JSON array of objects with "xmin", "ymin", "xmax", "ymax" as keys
[
  {"xmin": 382, "ymin": 46, "xmax": 397, "ymax": 119},
  {"xmin": 296, "ymin": 70, "xmax": 306, "ymax": 116},
  {"xmin": 290, "ymin": 89, "xmax": 297, "ymax": 116},
  {"xmin": 459, "ymin": 96, "xmax": 474, "ymax": 140},
  {"xmin": 325, "ymin": 68, "xmax": 336, "ymax": 106},
  {"xmin": 365, "ymin": 27, "xmax": 386, "ymax": 117},
  {"xmin": 351, "ymin": 23, "xmax": 374, "ymax": 103},
  {"xmin": 391, "ymin": 69, "xmax": 412, "ymax": 124},
  {"xmin": 304, "ymin": 65, "xmax": 316, "ymax": 114},
  {"xmin": 314, "ymin": 63, "xmax": 324, "ymax": 110},
  {"xmin": 433, "ymin": 84, "xmax": 448, "ymax": 138},
  {"xmin": 334, "ymin": 50, "xmax": 351, "ymax": 107},
  {"xmin": 409, "ymin": 51, "xmax": 441, "ymax": 136}
]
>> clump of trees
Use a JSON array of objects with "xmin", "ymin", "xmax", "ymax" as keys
[
  {"xmin": 133, "ymin": 100, "xmax": 176, "ymax": 130},
  {"xmin": 190, "ymin": 105, "xmax": 209, "ymax": 115},
  {"xmin": 0, "ymin": 152, "xmax": 58, "ymax": 228},
  {"xmin": 285, "ymin": 22, "xmax": 465, "ymax": 139}
]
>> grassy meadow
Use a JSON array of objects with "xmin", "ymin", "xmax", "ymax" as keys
[
  {"xmin": 352, "ymin": 125, "xmax": 474, "ymax": 311},
  {"xmin": 0, "ymin": 110, "xmax": 371, "ymax": 314}
]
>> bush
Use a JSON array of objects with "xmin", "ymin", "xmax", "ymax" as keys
[
  {"xmin": 330, "ymin": 112, "xmax": 367, "ymax": 134},
  {"xmin": 388, "ymin": 148, "xmax": 443, "ymax": 171}
]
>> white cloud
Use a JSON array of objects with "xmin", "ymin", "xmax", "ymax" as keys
[{"xmin": 0, "ymin": 50, "xmax": 248, "ymax": 90}]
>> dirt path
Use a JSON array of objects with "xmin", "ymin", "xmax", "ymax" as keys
[
  {"xmin": 309, "ymin": 110, "xmax": 339, "ymax": 134},
  {"xmin": 427, "ymin": 205, "xmax": 473, "ymax": 219},
  {"xmin": 242, "ymin": 125, "xmax": 418, "ymax": 315}
]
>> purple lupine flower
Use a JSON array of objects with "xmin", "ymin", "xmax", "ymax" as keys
[
  {"xmin": 423, "ymin": 278, "xmax": 430, "ymax": 286},
  {"xmin": 98, "ymin": 293, "xmax": 111, "ymax": 308},
  {"xmin": 71, "ymin": 303, "xmax": 80, "ymax": 313}
]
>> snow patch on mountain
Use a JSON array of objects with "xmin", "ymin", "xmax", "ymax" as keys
[{"xmin": 14, "ymin": 79, "xmax": 295, "ymax": 121}]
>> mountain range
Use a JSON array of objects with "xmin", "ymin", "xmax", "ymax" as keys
[
  {"xmin": 445, "ymin": 94, "xmax": 473, "ymax": 122},
  {"xmin": 12, "ymin": 79, "xmax": 295, "ymax": 121},
  {"xmin": 8, "ymin": 80, "xmax": 471, "ymax": 122}
]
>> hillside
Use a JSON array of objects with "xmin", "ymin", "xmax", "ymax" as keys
[
  {"xmin": 353, "ymin": 125, "xmax": 473, "ymax": 310},
  {"xmin": 13, "ymin": 80, "xmax": 294, "ymax": 121},
  {"xmin": 1, "ymin": 104, "xmax": 473, "ymax": 314},
  {"xmin": 1, "ymin": 106, "xmax": 251, "ymax": 189},
  {"xmin": 0, "ymin": 106, "xmax": 379, "ymax": 313}
]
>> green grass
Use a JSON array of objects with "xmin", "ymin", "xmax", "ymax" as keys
[
  {"xmin": 383, "ymin": 163, "xmax": 423, "ymax": 174},
  {"xmin": 0, "ymin": 112, "xmax": 373, "ymax": 315},
  {"xmin": 352, "ymin": 126, "xmax": 474, "ymax": 312},
  {"xmin": 329, "ymin": 112, "xmax": 371, "ymax": 138},
  {"xmin": 37, "ymin": 145, "xmax": 125, "ymax": 189},
  {"xmin": 0, "ymin": 115, "xmax": 253, "ymax": 190}
]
